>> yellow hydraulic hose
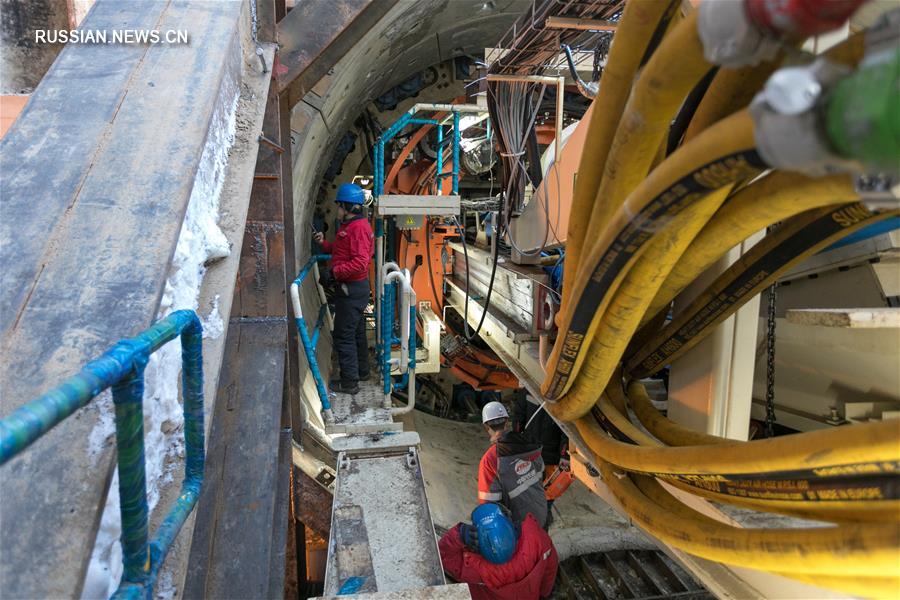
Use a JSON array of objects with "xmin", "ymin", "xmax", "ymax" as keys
[
  {"xmin": 627, "ymin": 380, "xmax": 725, "ymax": 446},
  {"xmin": 582, "ymin": 10, "xmax": 711, "ymax": 256},
  {"xmin": 629, "ymin": 204, "xmax": 900, "ymax": 377},
  {"xmin": 661, "ymin": 475, "xmax": 900, "ymax": 524},
  {"xmin": 596, "ymin": 382, "xmax": 900, "ymax": 522},
  {"xmin": 550, "ymin": 184, "xmax": 734, "ymax": 421},
  {"xmin": 682, "ymin": 63, "xmax": 780, "ymax": 143},
  {"xmin": 781, "ymin": 573, "xmax": 900, "ymax": 600},
  {"xmin": 595, "ymin": 396, "xmax": 660, "ymax": 448},
  {"xmin": 544, "ymin": 110, "xmax": 763, "ymax": 407},
  {"xmin": 562, "ymin": 0, "xmax": 681, "ymax": 311},
  {"xmin": 641, "ymin": 173, "xmax": 857, "ymax": 326},
  {"xmin": 574, "ymin": 412, "xmax": 899, "ymax": 477},
  {"xmin": 601, "ymin": 463, "xmax": 900, "ymax": 577}
]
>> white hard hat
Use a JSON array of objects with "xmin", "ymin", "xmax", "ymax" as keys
[{"xmin": 482, "ymin": 401, "xmax": 509, "ymax": 424}]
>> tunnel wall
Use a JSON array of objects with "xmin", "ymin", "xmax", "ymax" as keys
[{"xmin": 288, "ymin": 0, "xmax": 528, "ymax": 424}]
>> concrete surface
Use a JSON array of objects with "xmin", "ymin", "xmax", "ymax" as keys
[{"xmin": 404, "ymin": 410, "xmax": 632, "ymax": 533}]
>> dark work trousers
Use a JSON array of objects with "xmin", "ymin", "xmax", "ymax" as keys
[{"xmin": 332, "ymin": 279, "xmax": 370, "ymax": 385}]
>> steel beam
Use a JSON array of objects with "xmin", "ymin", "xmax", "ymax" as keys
[{"xmin": 274, "ymin": 0, "xmax": 398, "ymax": 108}]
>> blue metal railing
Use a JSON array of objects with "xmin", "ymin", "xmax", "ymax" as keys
[
  {"xmin": 0, "ymin": 309, "xmax": 205, "ymax": 599},
  {"xmin": 290, "ymin": 254, "xmax": 333, "ymax": 422}
]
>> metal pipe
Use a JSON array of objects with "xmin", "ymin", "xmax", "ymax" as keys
[
  {"xmin": 0, "ymin": 310, "xmax": 206, "ymax": 598},
  {"xmin": 486, "ymin": 74, "xmax": 561, "ymax": 84},
  {"xmin": 555, "ymin": 76, "xmax": 565, "ymax": 151},
  {"xmin": 290, "ymin": 255, "xmax": 333, "ymax": 423},
  {"xmin": 391, "ymin": 289, "xmax": 418, "ymax": 416},
  {"xmin": 436, "ymin": 124, "xmax": 444, "ymax": 195},
  {"xmin": 452, "ymin": 111, "xmax": 461, "ymax": 195},
  {"xmin": 544, "ymin": 15, "xmax": 617, "ymax": 31}
]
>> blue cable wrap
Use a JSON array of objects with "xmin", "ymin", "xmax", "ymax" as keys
[
  {"xmin": 0, "ymin": 309, "xmax": 205, "ymax": 600},
  {"xmin": 292, "ymin": 255, "xmax": 333, "ymax": 412}
]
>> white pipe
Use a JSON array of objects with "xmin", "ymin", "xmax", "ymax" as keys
[
  {"xmin": 383, "ymin": 270, "xmax": 410, "ymax": 372},
  {"xmin": 375, "ymin": 232, "xmax": 384, "ymax": 349},
  {"xmin": 290, "ymin": 281, "xmax": 302, "ymax": 320},
  {"xmin": 391, "ymin": 286, "xmax": 417, "ymax": 416}
]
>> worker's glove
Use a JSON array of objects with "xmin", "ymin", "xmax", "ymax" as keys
[{"xmin": 458, "ymin": 523, "xmax": 478, "ymax": 551}]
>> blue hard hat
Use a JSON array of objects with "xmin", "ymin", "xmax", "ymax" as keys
[
  {"xmin": 336, "ymin": 183, "xmax": 366, "ymax": 205},
  {"xmin": 472, "ymin": 503, "xmax": 517, "ymax": 564}
]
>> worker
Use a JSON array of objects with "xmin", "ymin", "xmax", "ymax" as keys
[
  {"xmin": 478, "ymin": 401, "xmax": 548, "ymax": 527},
  {"xmin": 512, "ymin": 390, "xmax": 573, "ymax": 527},
  {"xmin": 313, "ymin": 183, "xmax": 374, "ymax": 395},
  {"xmin": 438, "ymin": 502, "xmax": 558, "ymax": 600}
]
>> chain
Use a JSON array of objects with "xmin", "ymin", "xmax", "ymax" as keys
[{"xmin": 764, "ymin": 280, "xmax": 778, "ymax": 438}]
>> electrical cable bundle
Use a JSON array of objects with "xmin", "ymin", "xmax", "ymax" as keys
[{"xmin": 526, "ymin": 1, "xmax": 900, "ymax": 596}]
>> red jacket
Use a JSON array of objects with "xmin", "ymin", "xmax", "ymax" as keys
[
  {"xmin": 321, "ymin": 215, "xmax": 374, "ymax": 282},
  {"xmin": 438, "ymin": 514, "xmax": 558, "ymax": 600}
]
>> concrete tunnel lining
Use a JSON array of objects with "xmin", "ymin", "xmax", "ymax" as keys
[{"xmin": 288, "ymin": 0, "xmax": 530, "ymax": 427}]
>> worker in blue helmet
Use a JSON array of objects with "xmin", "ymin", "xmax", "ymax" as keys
[
  {"xmin": 313, "ymin": 182, "xmax": 374, "ymax": 394},
  {"xmin": 438, "ymin": 502, "xmax": 558, "ymax": 599}
]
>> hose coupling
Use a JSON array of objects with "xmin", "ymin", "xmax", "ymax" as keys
[
  {"xmin": 699, "ymin": 0, "xmax": 868, "ymax": 68},
  {"xmin": 750, "ymin": 58, "xmax": 855, "ymax": 176}
]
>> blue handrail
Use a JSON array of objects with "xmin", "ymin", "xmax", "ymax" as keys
[
  {"xmin": 0, "ymin": 309, "xmax": 205, "ymax": 599},
  {"xmin": 291, "ymin": 254, "xmax": 333, "ymax": 421}
]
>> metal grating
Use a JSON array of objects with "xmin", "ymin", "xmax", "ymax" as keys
[{"xmin": 551, "ymin": 549, "xmax": 714, "ymax": 600}]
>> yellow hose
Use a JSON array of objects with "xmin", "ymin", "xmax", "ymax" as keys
[
  {"xmin": 627, "ymin": 380, "xmax": 726, "ymax": 446},
  {"xmin": 549, "ymin": 184, "xmax": 734, "ymax": 420},
  {"xmin": 581, "ymin": 10, "xmax": 710, "ymax": 259},
  {"xmin": 544, "ymin": 110, "xmax": 761, "ymax": 406},
  {"xmin": 562, "ymin": 0, "xmax": 681, "ymax": 312},
  {"xmin": 598, "ymin": 382, "xmax": 899, "ymax": 523},
  {"xmin": 601, "ymin": 463, "xmax": 900, "ymax": 576},
  {"xmin": 629, "ymin": 205, "xmax": 900, "ymax": 376},
  {"xmin": 641, "ymin": 173, "xmax": 857, "ymax": 326},
  {"xmin": 682, "ymin": 63, "xmax": 779, "ymax": 143},
  {"xmin": 780, "ymin": 573, "xmax": 900, "ymax": 600},
  {"xmin": 574, "ymin": 412, "xmax": 900, "ymax": 477},
  {"xmin": 662, "ymin": 476, "xmax": 900, "ymax": 524}
]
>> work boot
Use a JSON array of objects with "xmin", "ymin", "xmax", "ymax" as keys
[
  {"xmin": 330, "ymin": 380, "xmax": 359, "ymax": 395},
  {"xmin": 358, "ymin": 372, "xmax": 371, "ymax": 382}
]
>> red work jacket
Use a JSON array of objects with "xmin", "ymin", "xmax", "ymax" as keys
[
  {"xmin": 438, "ymin": 514, "xmax": 558, "ymax": 600},
  {"xmin": 321, "ymin": 215, "xmax": 374, "ymax": 282}
]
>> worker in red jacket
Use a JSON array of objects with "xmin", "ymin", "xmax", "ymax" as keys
[
  {"xmin": 478, "ymin": 401, "xmax": 548, "ymax": 527},
  {"xmin": 439, "ymin": 503, "xmax": 558, "ymax": 600},
  {"xmin": 313, "ymin": 183, "xmax": 374, "ymax": 395}
]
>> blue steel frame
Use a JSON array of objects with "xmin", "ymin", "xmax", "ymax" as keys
[
  {"xmin": 0, "ymin": 309, "xmax": 205, "ymax": 600},
  {"xmin": 292, "ymin": 254, "xmax": 333, "ymax": 412}
]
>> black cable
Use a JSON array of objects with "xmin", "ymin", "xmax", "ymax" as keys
[
  {"xmin": 454, "ymin": 215, "xmax": 500, "ymax": 341},
  {"xmin": 424, "ymin": 219, "xmax": 443, "ymax": 312},
  {"xmin": 666, "ymin": 67, "xmax": 718, "ymax": 156}
]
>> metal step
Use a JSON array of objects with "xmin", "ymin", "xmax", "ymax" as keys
[
  {"xmin": 324, "ymin": 447, "xmax": 444, "ymax": 595},
  {"xmin": 326, "ymin": 380, "xmax": 404, "ymax": 435}
]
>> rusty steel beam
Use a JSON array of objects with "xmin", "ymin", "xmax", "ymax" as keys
[{"xmin": 274, "ymin": 0, "xmax": 398, "ymax": 107}]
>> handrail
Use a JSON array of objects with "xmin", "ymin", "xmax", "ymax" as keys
[
  {"xmin": 290, "ymin": 254, "xmax": 334, "ymax": 423},
  {"xmin": 0, "ymin": 309, "xmax": 205, "ymax": 599},
  {"xmin": 380, "ymin": 269, "xmax": 417, "ymax": 414}
]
